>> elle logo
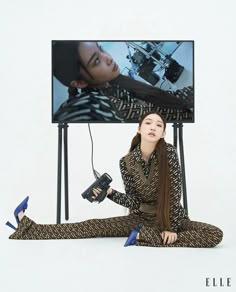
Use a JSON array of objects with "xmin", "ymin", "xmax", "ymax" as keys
[{"xmin": 206, "ymin": 278, "xmax": 231, "ymax": 287}]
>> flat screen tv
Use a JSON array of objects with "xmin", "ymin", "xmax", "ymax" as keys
[{"xmin": 52, "ymin": 40, "xmax": 194, "ymax": 123}]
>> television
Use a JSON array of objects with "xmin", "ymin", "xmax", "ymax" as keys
[{"xmin": 52, "ymin": 41, "xmax": 194, "ymax": 123}]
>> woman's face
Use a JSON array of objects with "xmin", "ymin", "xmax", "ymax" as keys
[
  {"xmin": 138, "ymin": 113, "xmax": 166, "ymax": 144},
  {"xmin": 77, "ymin": 42, "xmax": 120, "ymax": 86}
]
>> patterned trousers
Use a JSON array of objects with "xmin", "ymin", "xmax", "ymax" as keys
[{"xmin": 9, "ymin": 214, "xmax": 223, "ymax": 248}]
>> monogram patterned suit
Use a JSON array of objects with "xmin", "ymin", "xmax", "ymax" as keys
[{"xmin": 9, "ymin": 144, "xmax": 223, "ymax": 248}]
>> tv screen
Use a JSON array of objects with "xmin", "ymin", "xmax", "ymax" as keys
[{"xmin": 52, "ymin": 41, "xmax": 194, "ymax": 123}]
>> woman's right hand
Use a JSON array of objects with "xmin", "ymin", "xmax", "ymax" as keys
[{"xmin": 92, "ymin": 187, "xmax": 113, "ymax": 201}]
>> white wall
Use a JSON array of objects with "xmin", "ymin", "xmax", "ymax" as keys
[
  {"xmin": 1, "ymin": 2, "xmax": 236, "ymax": 292},
  {"xmin": 1, "ymin": 0, "xmax": 235, "ymax": 236}
]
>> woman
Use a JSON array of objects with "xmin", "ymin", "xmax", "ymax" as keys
[
  {"xmin": 53, "ymin": 41, "xmax": 193, "ymax": 123},
  {"xmin": 6, "ymin": 112, "xmax": 223, "ymax": 247}
]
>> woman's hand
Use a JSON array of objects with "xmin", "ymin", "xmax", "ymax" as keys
[
  {"xmin": 161, "ymin": 231, "xmax": 178, "ymax": 245},
  {"xmin": 92, "ymin": 187, "xmax": 113, "ymax": 201}
]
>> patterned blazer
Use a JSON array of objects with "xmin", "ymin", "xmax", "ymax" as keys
[
  {"xmin": 53, "ymin": 85, "xmax": 193, "ymax": 123},
  {"xmin": 108, "ymin": 143, "xmax": 189, "ymax": 232}
]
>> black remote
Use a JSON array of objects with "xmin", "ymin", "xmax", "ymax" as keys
[{"xmin": 81, "ymin": 173, "xmax": 112, "ymax": 203}]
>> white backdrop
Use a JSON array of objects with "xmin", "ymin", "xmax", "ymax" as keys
[{"xmin": 1, "ymin": 0, "xmax": 236, "ymax": 291}]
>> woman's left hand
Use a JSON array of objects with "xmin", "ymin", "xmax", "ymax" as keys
[{"xmin": 161, "ymin": 231, "xmax": 178, "ymax": 245}]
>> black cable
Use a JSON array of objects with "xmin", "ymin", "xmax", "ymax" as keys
[{"xmin": 88, "ymin": 123, "xmax": 100, "ymax": 180}]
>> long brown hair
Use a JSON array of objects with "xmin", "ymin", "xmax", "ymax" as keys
[
  {"xmin": 129, "ymin": 111, "xmax": 171, "ymax": 231},
  {"xmin": 110, "ymin": 74, "xmax": 190, "ymax": 110},
  {"xmin": 53, "ymin": 41, "xmax": 94, "ymax": 99}
]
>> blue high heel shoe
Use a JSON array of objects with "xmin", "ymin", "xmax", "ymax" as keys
[
  {"xmin": 14, "ymin": 196, "xmax": 29, "ymax": 224},
  {"xmin": 5, "ymin": 196, "xmax": 29, "ymax": 230},
  {"xmin": 124, "ymin": 223, "xmax": 143, "ymax": 247}
]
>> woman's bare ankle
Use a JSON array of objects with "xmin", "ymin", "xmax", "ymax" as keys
[{"xmin": 18, "ymin": 210, "xmax": 25, "ymax": 222}]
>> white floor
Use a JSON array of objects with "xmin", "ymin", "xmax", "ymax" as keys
[{"xmin": 1, "ymin": 222, "xmax": 235, "ymax": 292}]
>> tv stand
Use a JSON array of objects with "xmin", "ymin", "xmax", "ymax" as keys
[{"xmin": 56, "ymin": 123, "xmax": 188, "ymax": 223}]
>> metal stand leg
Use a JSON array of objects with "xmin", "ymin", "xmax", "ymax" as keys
[
  {"xmin": 57, "ymin": 124, "xmax": 62, "ymax": 224},
  {"xmin": 172, "ymin": 123, "xmax": 188, "ymax": 215},
  {"xmin": 178, "ymin": 124, "xmax": 188, "ymax": 215},
  {"xmin": 64, "ymin": 124, "xmax": 69, "ymax": 221},
  {"xmin": 57, "ymin": 123, "xmax": 69, "ymax": 224}
]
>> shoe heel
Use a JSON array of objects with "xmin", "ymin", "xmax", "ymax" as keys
[
  {"xmin": 124, "ymin": 224, "xmax": 143, "ymax": 247},
  {"xmin": 124, "ymin": 229, "xmax": 138, "ymax": 247},
  {"xmin": 6, "ymin": 221, "xmax": 17, "ymax": 231}
]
